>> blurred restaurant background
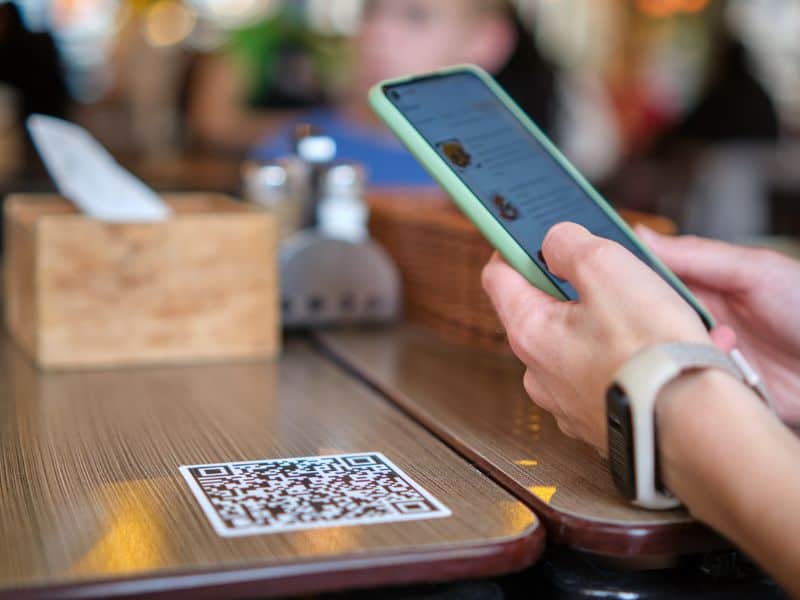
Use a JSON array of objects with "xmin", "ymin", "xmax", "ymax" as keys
[{"xmin": 1, "ymin": 0, "xmax": 799, "ymax": 249}]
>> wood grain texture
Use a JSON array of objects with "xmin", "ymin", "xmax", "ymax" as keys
[
  {"xmin": 315, "ymin": 325, "xmax": 726, "ymax": 557},
  {"xmin": 0, "ymin": 335, "xmax": 543, "ymax": 599},
  {"xmin": 4, "ymin": 194, "xmax": 279, "ymax": 369}
]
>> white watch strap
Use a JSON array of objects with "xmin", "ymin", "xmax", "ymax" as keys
[
  {"xmin": 613, "ymin": 342, "xmax": 772, "ymax": 509},
  {"xmin": 644, "ymin": 344, "xmax": 773, "ymax": 410}
]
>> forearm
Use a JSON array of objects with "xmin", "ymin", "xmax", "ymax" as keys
[{"xmin": 657, "ymin": 370, "xmax": 800, "ymax": 596}]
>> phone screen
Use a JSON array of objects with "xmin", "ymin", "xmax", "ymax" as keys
[{"xmin": 384, "ymin": 71, "xmax": 709, "ymax": 325}]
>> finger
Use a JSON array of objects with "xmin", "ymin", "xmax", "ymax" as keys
[
  {"xmin": 523, "ymin": 369, "xmax": 559, "ymax": 415},
  {"xmin": 709, "ymin": 324, "xmax": 737, "ymax": 352},
  {"xmin": 634, "ymin": 225, "xmax": 752, "ymax": 292},
  {"xmin": 540, "ymin": 222, "xmax": 597, "ymax": 298},
  {"xmin": 555, "ymin": 418, "xmax": 579, "ymax": 440},
  {"xmin": 482, "ymin": 253, "xmax": 559, "ymax": 345},
  {"xmin": 542, "ymin": 222, "xmax": 659, "ymax": 301}
]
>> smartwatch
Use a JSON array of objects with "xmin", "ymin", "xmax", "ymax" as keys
[{"xmin": 606, "ymin": 343, "xmax": 773, "ymax": 510}]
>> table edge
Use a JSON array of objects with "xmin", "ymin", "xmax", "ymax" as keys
[
  {"xmin": 314, "ymin": 331, "xmax": 727, "ymax": 557},
  {"xmin": 0, "ymin": 526, "xmax": 544, "ymax": 600}
]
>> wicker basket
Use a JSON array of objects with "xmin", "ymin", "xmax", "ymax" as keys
[{"xmin": 367, "ymin": 189, "xmax": 676, "ymax": 353}]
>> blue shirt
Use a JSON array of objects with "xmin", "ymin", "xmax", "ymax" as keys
[{"xmin": 249, "ymin": 108, "xmax": 434, "ymax": 187}]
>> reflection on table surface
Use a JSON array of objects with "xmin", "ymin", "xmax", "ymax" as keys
[
  {"xmin": 0, "ymin": 335, "xmax": 542, "ymax": 598},
  {"xmin": 316, "ymin": 324, "xmax": 726, "ymax": 557}
]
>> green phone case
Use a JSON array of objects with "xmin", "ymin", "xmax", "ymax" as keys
[{"xmin": 369, "ymin": 64, "xmax": 714, "ymax": 329}]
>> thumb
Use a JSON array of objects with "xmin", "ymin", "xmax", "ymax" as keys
[
  {"xmin": 542, "ymin": 221, "xmax": 657, "ymax": 301},
  {"xmin": 482, "ymin": 252, "xmax": 559, "ymax": 328},
  {"xmin": 635, "ymin": 225, "xmax": 751, "ymax": 292}
]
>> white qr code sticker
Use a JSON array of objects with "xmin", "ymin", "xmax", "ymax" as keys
[{"xmin": 180, "ymin": 453, "xmax": 452, "ymax": 537}]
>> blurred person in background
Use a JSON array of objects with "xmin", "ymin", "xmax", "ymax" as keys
[
  {"xmin": 0, "ymin": 2, "xmax": 69, "ymax": 252},
  {"xmin": 615, "ymin": 24, "xmax": 781, "ymax": 239},
  {"xmin": 0, "ymin": 2, "xmax": 69, "ymax": 126},
  {"xmin": 191, "ymin": 0, "xmax": 558, "ymax": 186},
  {"xmin": 657, "ymin": 29, "xmax": 780, "ymax": 241},
  {"xmin": 656, "ymin": 31, "xmax": 779, "ymax": 151},
  {"xmin": 0, "ymin": 2, "xmax": 68, "ymax": 184}
]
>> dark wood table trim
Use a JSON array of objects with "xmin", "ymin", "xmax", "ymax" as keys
[{"xmin": 1, "ymin": 533, "xmax": 543, "ymax": 600}]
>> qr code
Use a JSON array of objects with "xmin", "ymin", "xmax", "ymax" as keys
[{"xmin": 180, "ymin": 453, "xmax": 451, "ymax": 537}]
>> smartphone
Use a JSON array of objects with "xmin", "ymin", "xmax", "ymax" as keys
[{"xmin": 369, "ymin": 64, "xmax": 714, "ymax": 329}]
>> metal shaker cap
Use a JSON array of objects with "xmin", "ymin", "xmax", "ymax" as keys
[
  {"xmin": 243, "ymin": 162, "xmax": 289, "ymax": 206},
  {"xmin": 297, "ymin": 135, "xmax": 337, "ymax": 164},
  {"xmin": 323, "ymin": 163, "xmax": 366, "ymax": 197}
]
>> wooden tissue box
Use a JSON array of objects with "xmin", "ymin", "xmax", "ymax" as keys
[{"xmin": 4, "ymin": 193, "xmax": 279, "ymax": 369}]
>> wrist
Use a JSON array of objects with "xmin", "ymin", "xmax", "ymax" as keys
[
  {"xmin": 607, "ymin": 342, "xmax": 771, "ymax": 509},
  {"xmin": 655, "ymin": 369, "xmax": 758, "ymax": 511}
]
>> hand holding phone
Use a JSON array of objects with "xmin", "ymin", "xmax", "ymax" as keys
[{"xmin": 482, "ymin": 220, "xmax": 713, "ymax": 453}]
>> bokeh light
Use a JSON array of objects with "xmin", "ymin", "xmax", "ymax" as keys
[{"xmin": 143, "ymin": 0, "xmax": 197, "ymax": 47}]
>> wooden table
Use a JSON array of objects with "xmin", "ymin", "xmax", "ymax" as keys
[
  {"xmin": 316, "ymin": 325, "xmax": 726, "ymax": 558},
  {"xmin": 0, "ymin": 337, "xmax": 543, "ymax": 599}
]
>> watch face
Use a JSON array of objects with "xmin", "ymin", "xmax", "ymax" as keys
[{"xmin": 606, "ymin": 384, "xmax": 636, "ymax": 500}]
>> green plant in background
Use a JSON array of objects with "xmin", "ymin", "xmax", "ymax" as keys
[{"xmin": 225, "ymin": 3, "xmax": 351, "ymax": 110}]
